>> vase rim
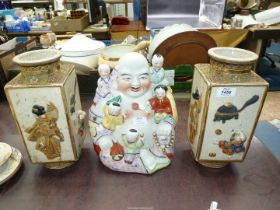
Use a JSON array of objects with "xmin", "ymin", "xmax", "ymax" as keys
[
  {"xmin": 208, "ymin": 47, "xmax": 258, "ymax": 65},
  {"xmin": 13, "ymin": 49, "xmax": 61, "ymax": 67}
]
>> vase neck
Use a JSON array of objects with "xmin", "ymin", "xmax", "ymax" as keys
[{"xmin": 210, "ymin": 59, "xmax": 254, "ymax": 74}]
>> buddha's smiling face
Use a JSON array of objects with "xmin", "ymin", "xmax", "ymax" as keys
[{"xmin": 116, "ymin": 52, "xmax": 151, "ymax": 98}]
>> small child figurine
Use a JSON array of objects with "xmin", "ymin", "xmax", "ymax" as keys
[
  {"xmin": 150, "ymin": 54, "xmax": 169, "ymax": 86},
  {"xmin": 151, "ymin": 123, "xmax": 175, "ymax": 159},
  {"xmin": 148, "ymin": 85, "xmax": 173, "ymax": 123},
  {"xmin": 101, "ymin": 102, "xmax": 124, "ymax": 132},
  {"xmin": 93, "ymin": 64, "xmax": 112, "ymax": 104},
  {"xmin": 122, "ymin": 129, "xmax": 144, "ymax": 164},
  {"xmin": 218, "ymin": 131, "xmax": 247, "ymax": 155}
]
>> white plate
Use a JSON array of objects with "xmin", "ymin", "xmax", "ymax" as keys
[{"xmin": 0, "ymin": 147, "xmax": 22, "ymax": 185}]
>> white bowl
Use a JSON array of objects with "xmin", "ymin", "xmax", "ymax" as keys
[
  {"xmin": 0, "ymin": 38, "xmax": 17, "ymax": 51},
  {"xmin": 61, "ymin": 54, "xmax": 99, "ymax": 75},
  {"xmin": 60, "ymin": 34, "xmax": 105, "ymax": 57},
  {"xmin": 208, "ymin": 47, "xmax": 258, "ymax": 65},
  {"xmin": 13, "ymin": 49, "xmax": 61, "ymax": 66}
]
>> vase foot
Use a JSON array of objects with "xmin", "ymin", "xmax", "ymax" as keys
[
  {"xmin": 198, "ymin": 161, "xmax": 229, "ymax": 168},
  {"xmin": 43, "ymin": 161, "xmax": 74, "ymax": 169}
]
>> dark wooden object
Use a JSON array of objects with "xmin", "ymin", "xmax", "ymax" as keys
[
  {"xmin": 0, "ymin": 96, "xmax": 279, "ymax": 210},
  {"xmin": 153, "ymin": 31, "xmax": 217, "ymax": 68}
]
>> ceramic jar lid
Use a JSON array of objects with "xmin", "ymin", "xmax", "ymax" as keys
[
  {"xmin": 0, "ymin": 142, "xmax": 12, "ymax": 167},
  {"xmin": 60, "ymin": 34, "xmax": 106, "ymax": 57}
]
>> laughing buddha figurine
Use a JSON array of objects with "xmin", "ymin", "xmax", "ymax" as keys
[{"xmin": 89, "ymin": 52, "xmax": 178, "ymax": 174}]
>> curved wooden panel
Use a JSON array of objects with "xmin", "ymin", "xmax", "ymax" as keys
[{"xmin": 153, "ymin": 31, "xmax": 217, "ymax": 68}]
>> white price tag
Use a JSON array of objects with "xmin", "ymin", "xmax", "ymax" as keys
[
  {"xmin": 133, "ymin": 116, "xmax": 148, "ymax": 126},
  {"xmin": 216, "ymin": 87, "xmax": 236, "ymax": 97}
]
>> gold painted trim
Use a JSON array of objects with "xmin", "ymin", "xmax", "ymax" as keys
[
  {"xmin": 60, "ymin": 70, "xmax": 79, "ymax": 160},
  {"xmin": 190, "ymin": 68, "xmax": 211, "ymax": 161},
  {"xmin": 4, "ymin": 66, "xmax": 78, "ymax": 164},
  {"xmin": 210, "ymin": 59, "xmax": 253, "ymax": 74},
  {"xmin": 187, "ymin": 68, "xmax": 203, "ymax": 156},
  {"xmin": 197, "ymin": 84, "xmax": 211, "ymax": 161},
  {"xmin": 29, "ymin": 159, "xmax": 78, "ymax": 164},
  {"xmin": 198, "ymin": 161, "xmax": 228, "ymax": 168},
  {"xmin": 240, "ymin": 85, "xmax": 268, "ymax": 161},
  {"xmin": 215, "ymin": 111, "xmax": 238, "ymax": 117},
  {"xmin": 198, "ymin": 158, "xmax": 245, "ymax": 163},
  {"xmin": 20, "ymin": 61, "xmax": 59, "ymax": 78},
  {"xmin": 211, "ymin": 83, "xmax": 269, "ymax": 87},
  {"xmin": 4, "ymin": 63, "xmax": 74, "ymax": 89},
  {"xmin": 4, "ymin": 88, "xmax": 33, "ymax": 162},
  {"xmin": 44, "ymin": 161, "xmax": 74, "ymax": 169},
  {"xmin": 5, "ymin": 84, "xmax": 62, "ymax": 89}
]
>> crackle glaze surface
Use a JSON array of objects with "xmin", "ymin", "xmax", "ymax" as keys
[
  {"xmin": 5, "ymin": 64, "xmax": 86, "ymax": 165},
  {"xmin": 188, "ymin": 64, "xmax": 268, "ymax": 166}
]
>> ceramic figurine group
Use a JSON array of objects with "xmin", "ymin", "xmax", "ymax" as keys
[
  {"xmin": 89, "ymin": 52, "xmax": 177, "ymax": 174},
  {"xmin": 3, "ymin": 43, "xmax": 267, "ymax": 183},
  {"xmin": 3, "ymin": 50, "xmax": 176, "ymax": 176}
]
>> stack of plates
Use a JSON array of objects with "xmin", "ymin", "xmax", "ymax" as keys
[
  {"xmin": 0, "ymin": 142, "xmax": 22, "ymax": 185},
  {"xmin": 59, "ymin": 34, "xmax": 106, "ymax": 75}
]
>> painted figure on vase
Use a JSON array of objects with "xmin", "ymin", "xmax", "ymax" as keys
[
  {"xmin": 25, "ymin": 102, "xmax": 64, "ymax": 159},
  {"xmin": 150, "ymin": 54, "xmax": 169, "ymax": 87},
  {"xmin": 93, "ymin": 64, "xmax": 112, "ymax": 104},
  {"xmin": 89, "ymin": 52, "xmax": 177, "ymax": 174},
  {"xmin": 218, "ymin": 131, "xmax": 247, "ymax": 155}
]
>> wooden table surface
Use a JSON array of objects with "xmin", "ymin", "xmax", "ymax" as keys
[{"xmin": 0, "ymin": 96, "xmax": 280, "ymax": 210}]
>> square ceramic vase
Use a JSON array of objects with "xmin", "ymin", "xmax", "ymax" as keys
[
  {"xmin": 188, "ymin": 63, "xmax": 268, "ymax": 168},
  {"xmin": 5, "ymin": 63, "xmax": 85, "ymax": 168}
]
